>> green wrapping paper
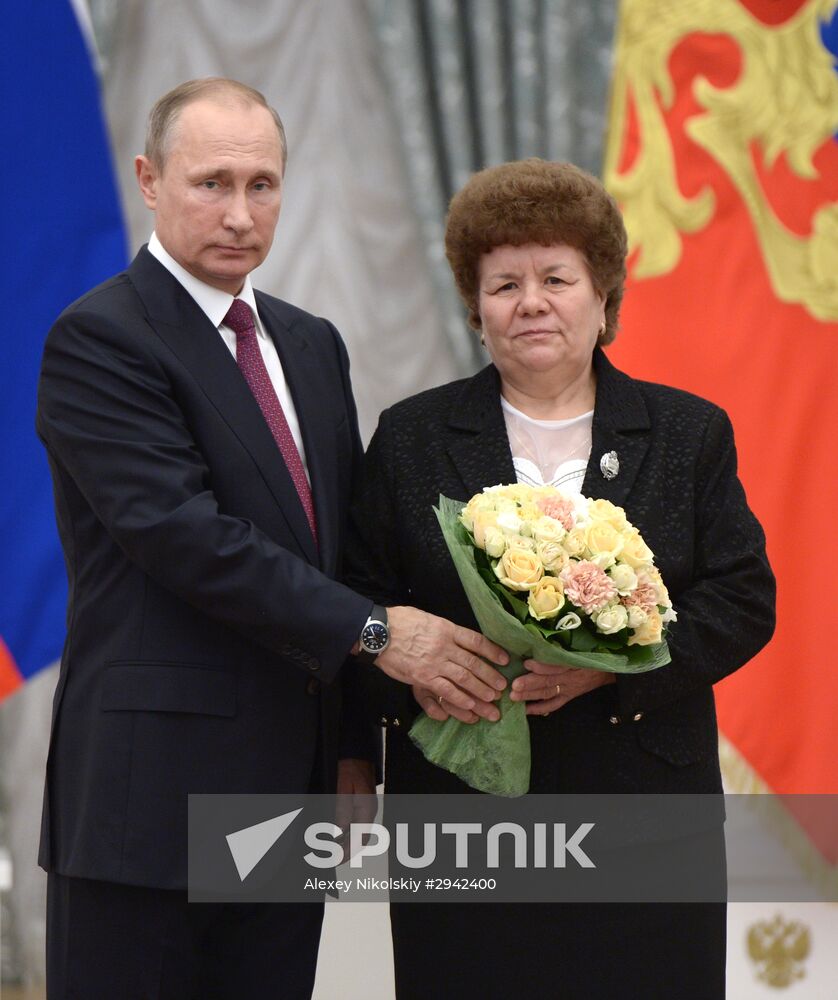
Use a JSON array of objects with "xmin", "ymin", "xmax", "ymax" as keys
[{"xmin": 409, "ymin": 496, "xmax": 671, "ymax": 796}]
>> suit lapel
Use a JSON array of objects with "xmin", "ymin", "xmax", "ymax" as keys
[
  {"xmin": 128, "ymin": 249, "xmax": 319, "ymax": 563},
  {"xmin": 581, "ymin": 348, "xmax": 651, "ymax": 507},
  {"xmin": 257, "ymin": 293, "xmax": 337, "ymax": 573},
  {"xmin": 445, "ymin": 365, "xmax": 518, "ymax": 499},
  {"xmin": 444, "ymin": 351, "xmax": 651, "ymax": 513}
]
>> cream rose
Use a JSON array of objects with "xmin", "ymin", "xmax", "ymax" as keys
[
  {"xmin": 517, "ymin": 502, "xmax": 542, "ymax": 523},
  {"xmin": 536, "ymin": 539, "xmax": 569, "ymax": 574},
  {"xmin": 493, "ymin": 546, "xmax": 544, "ymax": 591},
  {"xmin": 628, "ymin": 608, "xmax": 663, "ymax": 646},
  {"xmin": 620, "ymin": 529, "xmax": 655, "ymax": 569},
  {"xmin": 527, "ymin": 577, "xmax": 565, "ymax": 621},
  {"xmin": 594, "ymin": 604, "xmax": 629, "ymax": 634},
  {"xmin": 461, "ymin": 492, "xmax": 498, "ymax": 531},
  {"xmin": 532, "ymin": 516, "xmax": 566, "ymax": 544},
  {"xmin": 587, "ymin": 498, "xmax": 629, "ymax": 532},
  {"xmin": 641, "ymin": 567, "xmax": 670, "ymax": 605},
  {"xmin": 608, "ymin": 563, "xmax": 638, "ymax": 596},
  {"xmin": 471, "ymin": 509, "xmax": 498, "ymax": 549},
  {"xmin": 562, "ymin": 527, "xmax": 588, "ymax": 558},
  {"xmin": 496, "ymin": 509, "xmax": 524, "ymax": 536},
  {"xmin": 488, "ymin": 483, "xmax": 533, "ymax": 505},
  {"xmin": 506, "ymin": 534, "xmax": 536, "ymax": 552},
  {"xmin": 483, "ymin": 526, "xmax": 507, "ymax": 559},
  {"xmin": 626, "ymin": 605, "xmax": 649, "ymax": 629},
  {"xmin": 585, "ymin": 521, "xmax": 624, "ymax": 568}
]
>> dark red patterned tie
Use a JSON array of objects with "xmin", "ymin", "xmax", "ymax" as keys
[{"xmin": 224, "ymin": 299, "xmax": 317, "ymax": 542}]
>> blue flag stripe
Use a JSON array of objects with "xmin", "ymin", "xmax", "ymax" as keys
[{"xmin": 0, "ymin": 0, "xmax": 128, "ymax": 683}]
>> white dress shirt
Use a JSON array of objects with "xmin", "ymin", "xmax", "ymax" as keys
[{"xmin": 147, "ymin": 233, "xmax": 309, "ymax": 478}]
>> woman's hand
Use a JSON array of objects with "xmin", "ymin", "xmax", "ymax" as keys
[{"xmin": 510, "ymin": 660, "xmax": 615, "ymax": 716}]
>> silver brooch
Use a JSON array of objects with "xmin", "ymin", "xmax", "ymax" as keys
[{"xmin": 600, "ymin": 451, "xmax": 619, "ymax": 479}]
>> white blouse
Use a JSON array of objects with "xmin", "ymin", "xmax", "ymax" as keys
[{"xmin": 501, "ymin": 397, "xmax": 593, "ymax": 494}]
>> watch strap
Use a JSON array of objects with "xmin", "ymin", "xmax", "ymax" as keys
[{"xmin": 356, "ymin": 604, "xmax": 389, "ymax": 663}]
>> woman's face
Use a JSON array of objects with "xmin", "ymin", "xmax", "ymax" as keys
[{"xmin": 477, "ymin": 243, "xmax": 605, "ymax": 383}]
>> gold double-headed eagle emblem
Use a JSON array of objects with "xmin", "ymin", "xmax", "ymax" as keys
[
  {"xmin": 747, "ymin": 913, "xmax": 811, "ymax": 987},
  {"xmin": 604, "ymin": 0, "xmax": 838, "ymax": 322}
]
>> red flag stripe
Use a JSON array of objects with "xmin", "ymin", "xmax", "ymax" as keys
[
  {"xmin": 604, "ymin": 0, "xmax": 838, "ymax": 863},
  {"xmin": 0, "ymin": 636, "xmax": 23, "ymax": 700}
]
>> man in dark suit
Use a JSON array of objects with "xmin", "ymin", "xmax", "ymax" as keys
[{"xmin": 36, "ymin": 78, "xmax": 507, "ymax": 1000}]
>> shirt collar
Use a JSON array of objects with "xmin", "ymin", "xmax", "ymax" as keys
[{"xmin": 147, "ymin": 232, "xmax": 260, "ymax": 330}]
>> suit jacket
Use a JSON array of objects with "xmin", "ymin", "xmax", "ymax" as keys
[
  {"xmin": 344, "ymin": 348, "xmax": 776, "ymax": 795},
  {"xmin": 36, "ymin": 247, "xmax": 373, "ymax": 888}
]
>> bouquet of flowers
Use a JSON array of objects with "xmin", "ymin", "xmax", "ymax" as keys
[{"xmin": 409, "ymin": 485, "xmax": 675, "ymax": 796}]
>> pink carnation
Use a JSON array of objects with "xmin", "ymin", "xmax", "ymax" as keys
[
  {"xmin": 622, "ymin": 582, "xmax": 658, "ymax": 614},
  {"xmin": 536, "ymin": 496, "xmax": 575, "ymax": 532},
  {"xmin": 560, "ymin": 560, "xmax": 618, "ymax": 614}
]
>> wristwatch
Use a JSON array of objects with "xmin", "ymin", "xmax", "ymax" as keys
[{"xmin": 357, "ymin": 605, "xmax": 390, "ymax": 662}]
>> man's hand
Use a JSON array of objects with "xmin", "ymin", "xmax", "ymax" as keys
[
  {"xmin": 510, "ymin": 660, "xmax": 615, "ymax": 716},
  {"xmin": 374, "ymin": 606, "xmax": 507, "ymax": 719},
  {"xmin": 336, "ymin": 757, "xmax": 377, "ymax": 797},
  {"xmin": 336, "ymin": 758, "xmax": 377, "ymax": 864}
]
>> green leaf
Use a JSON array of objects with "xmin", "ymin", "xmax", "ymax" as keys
[
  {"xmin": 590, "ymin": 631, "xmax": 625, "ymax": 651},
  {"xmin": 494, "ymin": 584, "xmax": 530, "ymax": 623},
  {"xmin": 473, "ymin": 546, "xmax": 492, "ymax": 572},
  {"xmin": 623, "ymin": 644, "xmax": 655, "ymax": 666},
  {"xmin": 524, "ymin": 621, "xmax": 570, "ymax": 649},
  {"xmin": 568, "ymin": 627, "xmax": 599, "ymax": 652}
]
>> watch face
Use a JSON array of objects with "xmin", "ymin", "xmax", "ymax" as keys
[{"xmin": 361, "ymin": 622, "xmax": 389, "ymax": 652}]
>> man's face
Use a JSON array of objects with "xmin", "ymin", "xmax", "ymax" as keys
[{"xmin": 136, "ymin": 99, "xmax": 284, "ymax": 294}]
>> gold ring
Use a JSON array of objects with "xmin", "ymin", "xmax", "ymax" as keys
[
  {"xmin": 555, "ymin": 684, "xmax": 561, "ymax": 696},
  {"xmin": 437, "ymin": 694, "xmax": 444, "ymax": 706}
]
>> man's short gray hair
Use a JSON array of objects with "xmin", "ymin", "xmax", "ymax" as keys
[{"xmin": 145, "ymin": 77, "xmax": 287, "ymax": 171}]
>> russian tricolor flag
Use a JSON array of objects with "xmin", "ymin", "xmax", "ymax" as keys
[
  {"xmin": 604, "ymin": 0, "xmax": 838, "ymax": 869},
  {"xmin": 0, "ymin": 0, "xmax": 127, "ymax": 698}
]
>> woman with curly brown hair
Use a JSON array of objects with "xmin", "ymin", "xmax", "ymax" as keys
[{"xmin": 344, "ymin": 159, "xmax": 774, "ymax": 999}]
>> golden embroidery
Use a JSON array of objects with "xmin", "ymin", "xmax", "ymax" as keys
[
  {"xmin": 747, "ymin": 914, "xmax": 811, "ymax": 988},
  {"xmin": 604, "ymin": 0, "xmax": 838, "ymax": 321}
]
